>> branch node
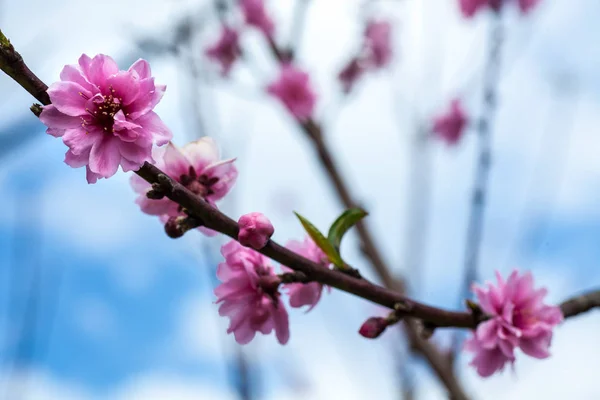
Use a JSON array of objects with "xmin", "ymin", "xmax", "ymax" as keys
[
  {"xmin": 164, "ymin": 215, "xmax": 202, "ymax": 238},
  {"xmin": 30, "ymin": 103, "xmax": 43, "ymax": 117}
]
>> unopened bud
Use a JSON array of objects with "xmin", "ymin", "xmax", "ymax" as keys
[{"xmin": 358, "ymin": 317, "xmax": 388, "ymax": 339}]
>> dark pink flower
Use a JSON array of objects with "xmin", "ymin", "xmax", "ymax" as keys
[
  {"xmin": 282, "ymin": 236, "xmax": 330, "ymax": 312},
  {"xmin": 238, "ymin": 212, "xmax": 275, "ymax": 249},
  {"xmin": 267, "ymin": 64, "xmax": 317, "ymax": 120},
  {"xmin": 240, "ymin": 0, "xmax": 275, "ymax": 38},
  {"xmin": 364, "ymin": 20, "xmax": 392, "ymax": 69},
  {"xmin": 215, "ymin": 240, "xmax": 290, "ymax": 345},
  {"xmin": 432, "ymin": 98, "xmax": 468, "ymax": 145},
  {"xmin": 39, "ymin": 54, "xmax": 172, "ymax": 184},
  {"xmin": 338, "ymin": 58, "xmax": 367, "ymax": 94},
  {"xmin": 205, "ymin": 26, "xmax": 241, "ymax": 76},
  {"xmin": 465, "ymin": 270, "xmax": 563, "ymax": 377},
  {"xmin": 130, "ymin": 138, "xmax": 237, "ymax": 235}
]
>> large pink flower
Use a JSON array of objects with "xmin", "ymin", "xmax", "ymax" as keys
[
  {"xmin": 215, "ymin": 241, "xmax": 290, "ymax": 345},
  {"xmin": 39, "ymin": 54, "xmax": 172, "ymax": 184},
  {"xmin": 130, "ymin": 138, "xmax": 237, "ymax": 235},
  {"xmin": 465, "ymin": 270, "xmax": 563, "ymax": 377},
  {"xmin": 205, "ymin": 26, "xmax": 241, "ymax": 76},
  {"xmin": 282, "ymin": 236, "xmax": 330, "ymax": 312},
  {"xmin": 240, "ymin": 0, "xmax": 275, "ymax": 38},
  {"xmin": 267, "ymin": 64, "xmax": 317, "ymax": 120},
  {"xmin": 432, "ymin": 98, "xmax": 468, "ymax": 146},
  {"xmin": 364, "ymin": 20, "xmax": 392, "ymax": 69}
]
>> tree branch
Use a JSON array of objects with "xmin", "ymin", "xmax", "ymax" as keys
[{"xmin": 1, "ymin": 28, "xmax": 599, "ymax": 400}]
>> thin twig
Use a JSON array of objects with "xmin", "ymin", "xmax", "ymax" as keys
[{"xmin": 454, "ymin": 14, "xmax": 504, "ymax": 356}]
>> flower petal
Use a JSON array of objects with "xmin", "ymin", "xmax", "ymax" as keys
[
  {"xmin": 89, "ymin": 136, "xmax": 122, "ymax": 177},
  {"xmin": 47, "ymin": 81, "xmax": 91, "ymax": 116}
]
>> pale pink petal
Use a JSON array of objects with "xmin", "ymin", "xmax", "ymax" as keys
[
  {"xmin": 183, "ymin": 137, "xmax": 220, "ymax": 171},
  {"xmin": 162, "ymin": 142, "xmax": 192, "ymax": 177}
]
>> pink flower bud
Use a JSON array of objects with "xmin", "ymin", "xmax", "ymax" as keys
[
  {"xmin": 238, "ymin": 212, "xmax": 275, "ymax": 249},
  {"xmin": 358, "ymin": 317, "xmax": 388, "ymax": 339}
]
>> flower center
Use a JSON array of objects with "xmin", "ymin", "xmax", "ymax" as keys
[
  {"xmin": 80, "ymin": 86, "xmax": 125, "ymax": 134},
  {"xmin": 179, "ymin": 166, "xmax": 220, "ymax": 199}
]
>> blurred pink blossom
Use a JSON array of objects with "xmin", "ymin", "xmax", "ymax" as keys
[
  {"xmin": 458, "ymin": 0, "xmax": 538, "ymax": 18},
  {"xmin": 215, "ymin": 241, "xmax": 290, "ymax": 344},
  {"xmin": 364, "ymin": 20, "xmax": 392, "ymax": 68},
  {"xmin": 338, "ymin": 58, "xmax": 367, "ymax": 93},
  {"xmin": 205, "ymin": 26, "xmax": 241, "ymax": 76},
  {"xmin": 240, "ymin": 0, "xmax": 275, "ymax": 37},
  {"xmin": 465, "ymin": 270, "xmax": 563, "ymax": 377},
  {"xmin": 238, "ymin": 212, "xmax": 275, "ymax": 249},
  {"xmin": 130, "ymin": 138, "xmax": 237, "ymax": 235},
  {"xmin": 282, "ymin": 236, "xmax": 330, "ymax": 311},
  {"xmin": 39, "ymin": 54, "xmax": 172, "ymax": 183},
  {"xmin": 267, "ymin": 64, "xmax": 317, "ymax": 120},
  {"xmin": 432, "ymin": 98, "xmax": 468, "ymax": 145}
]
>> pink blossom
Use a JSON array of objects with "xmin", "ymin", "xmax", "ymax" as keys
[
  {"xmin": 130, "ymin": 138, "xmax": 237, "ymax": 235},
  {"xmin": 364, "ymin": 20, "xmax": 392, "ymax": 68},
  {"xmin": 517, "ymin": 0, "xmax": 539, "ymax": 13},
  {"xmin": 465, "ymin": 270, "xmax": 563, "ymax": 377},
  {"xmin": 39, "ymin": 54, "xmax": 172, "ymax": 184},
  {"xmin": 238, "ymin": 212, "xmax": 275, "ymax": 249},
  {"xmin": 282, "ymin": 236, "xmax": 330, "ymax": 311},
  {"xmin": 458, "ymin": 0, "xmax": 537, "ymax": 18},
  {"xmin": 338, "ymin": 58, "xmax": 367, "ymax": 94},
  {"xmin": 215, "ymin": 240, "xmax": 290, "ymax": 345},
  {"xmin": 240, "ymin": 0, "xmax": 275, "ymax": 38},
  {"xmin": 267, "ymin": 64, "xmax": 317, "ymax": 120},
  {"xmin": 205, "ymin": 26, "xmax": 241, "ymax": 76},
  {"xmin": 432, "ymin": 98, "xmax": 468, "ymax": 145}
]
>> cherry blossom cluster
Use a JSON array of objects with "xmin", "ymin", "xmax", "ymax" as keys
[{"xmin": 5, "ymin": 0, "xmax": 579, "ymax": 382}]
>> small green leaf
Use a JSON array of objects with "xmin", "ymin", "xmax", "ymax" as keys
[
  {"xmin": 294, "ymin": 212, "xmax": 344, "ymax": 267},
  {"xmin": 327, "ymin": 207, "xmax": 368, "ymax": 252}
]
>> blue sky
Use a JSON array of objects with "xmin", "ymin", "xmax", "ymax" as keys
[{"xmin": 1, "ymin": 0, "xmax": 600, "ymax": 399}]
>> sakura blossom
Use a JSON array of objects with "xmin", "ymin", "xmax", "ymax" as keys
[
  {"xmin": 364, "ymin": 20, "xmax": 392, "ymax": 69},
  {"xmin": 205, "ymin": 26, "xmax": 241, "ymax": 76},
  {"xmin": 432, "ymin": 98, "xmax": 468, "ymax": 146},
  {"xmin": 465, "ymin": 270, "xmax": 563, "ymax": 377},
  {"xmin": 238, "ymin": 212, "xmax": 275, "ymax": 249},
  {"xmin": 130, "ymin": 138, "xmax": 237, "ymax": 234},
  {"xmin": 240, "ymin": 0, "xmax": 275, "ymax": 38},
  {"xmin": 267, "ymin": 64, "xmax": 317, "ymax": 120},
  {"xmin": 39, "ymin": 54, "xmax": 172, "ymax": 183},
  {"xmin": 40, "ymin": 54, "xmax": 172, "ymax": 183},
  {"xmin": 215, "ymin": 241, "xmax": 290, "ymax": 345}
]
